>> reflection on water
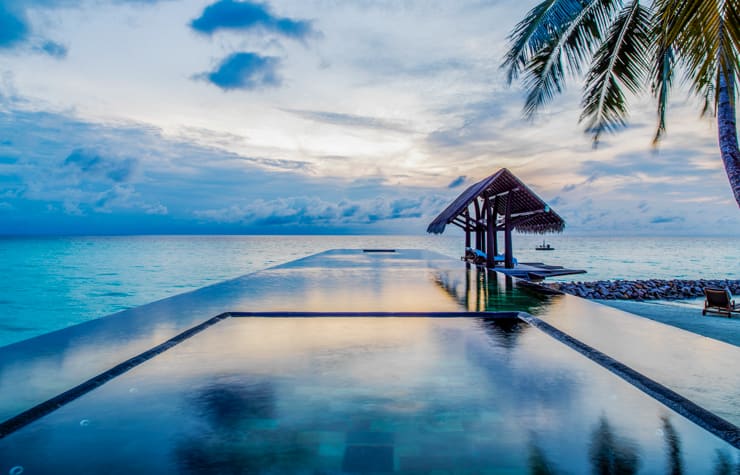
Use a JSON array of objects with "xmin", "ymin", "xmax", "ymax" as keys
[
  {"xmin": 189, "ymin": 378, "xmax": 275, "ymax": 427},
  {"xmin": 527, "ymin": 414, "xmax": 740, "ymax": 475},
  {"xmin": 434, "ymin": 266, "xmax": 553, "ymax": 314},
  {"xmin": 477, "ymin": 316, "xmax": 528, "ymax": 351},
  {"xmin": 713, "ymin": 450, "xmax": 740, "ymax": 474},
  {"xmin": 589, "ymin": 416, "xmax": 640, "ymax": 474},
  {"xmin": 176, "ymin": 377, "xmax": 315, "ymax": 474},
  {"xmin": 528, "ymin": 442, "xmax": 558, "ymax": 474},
  {"xmin": 662, "ymin": 416, "xmax": 683, "ymax": 475}
]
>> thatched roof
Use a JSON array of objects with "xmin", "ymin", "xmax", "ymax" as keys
[{"xmin": 427, "ymin": 168, "xmax": 565, "ymax": 234}]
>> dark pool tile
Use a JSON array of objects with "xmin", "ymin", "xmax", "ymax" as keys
[
  {"xmin": 400, "ymin": 454, "xmax": 487, "ymax": 472},
  {"xmin": 342, "ymin": 445, "xmax": 394, "ymax": 473},
  {"xmin": 346, "ymin": 431, "xmax": 395, "ymax": 445}
]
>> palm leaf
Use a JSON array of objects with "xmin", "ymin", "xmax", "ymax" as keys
[
  {"xmin": 502, "ymin": 0, "xmax": 594, "ymax": 84},
  {"xmin": 519, "ymin": 0, "xmax": 621, "ymax": 118},
  {"xmin": 650, "ymin": 43, "xmax": 674, "ymax": 143},
  {"xmin": 580, "ymin": 1, "xmax": 653, "ymax": 143},
  {"xmin": 654, "ymin": 0, "xmax": 740, "ymax": 112}
]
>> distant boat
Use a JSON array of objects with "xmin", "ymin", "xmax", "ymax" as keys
[{"xmin": 536, "ymin": 240, "xmax": 554, "ymax": 251}]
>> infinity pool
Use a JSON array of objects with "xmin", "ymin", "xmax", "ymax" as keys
[{"xmin": 1, "ymin": 316, "xmax": 734, "ymax": 474}]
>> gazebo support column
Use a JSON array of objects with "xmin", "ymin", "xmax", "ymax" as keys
[
  {"xmin": 504, "ymin": 196, "xmax": 513, "ymax": 268},
  {"xmin": 485, "ymin": 197, "xmax": 494, "ymax": 267},
  {"xmin": 464, "ymin": 210, "xmax": 471, "ymax": 250},
  {"xmin": 473, "ymin": 199, "xmax": 482, "ymax": 253},
  {"xmin": 492, "ymin": 196, "xmax": 499, "ymax": 260}
]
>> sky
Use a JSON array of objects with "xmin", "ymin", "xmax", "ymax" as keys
[{"xmin": 0, "ymin": 0, "xmax": 738, "ymax": 235}]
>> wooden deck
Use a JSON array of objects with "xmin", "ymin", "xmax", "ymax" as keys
[{"xmin": 465, "ymin": 258, "xmax": 586, "ymax": 281}]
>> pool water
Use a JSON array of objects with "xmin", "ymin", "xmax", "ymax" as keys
[{"xmin": 1, "ymin": 316, "xmax": 735, "ymax": 474}]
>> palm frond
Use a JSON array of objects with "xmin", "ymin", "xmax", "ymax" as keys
[
  {"xmin": 654, "ymin": 0, "xmax": 739, "ymax": 111},
  {"xmin": 519, "ymin": 0, "xmax": 621, "ymax": 118},
  {"xmin": 651, "ymin": 45, "xmax": 674, "ymax": 143},
  {"xmin": 502, "ymin": 0, "xmax": 596, "ymax": 84},
  {"xmin": 580, "ymin": 1, "xmax": 653, "ymax": 143}
]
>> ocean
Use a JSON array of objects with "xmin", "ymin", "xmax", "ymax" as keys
[{"xmin": 1, "ymin": 234, "xmax": 738, "ymax": 348}]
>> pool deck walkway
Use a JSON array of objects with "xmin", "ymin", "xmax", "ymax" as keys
[
  {"xmin": 0, "ymin": 249, "xmax": 738, "ymax": 439},
  {"xmin": 599, "ymin": 298, "xmax": 740, "ymax": 347}
]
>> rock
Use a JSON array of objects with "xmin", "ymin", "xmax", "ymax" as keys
[{"xmin": 556, "ymin": 278, "xmax": 740, "ymax": 302}]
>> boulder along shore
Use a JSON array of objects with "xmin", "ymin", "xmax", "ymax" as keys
[{"xmin": 550, "ymin": 279, "xmax": 740, "ymax": 301}]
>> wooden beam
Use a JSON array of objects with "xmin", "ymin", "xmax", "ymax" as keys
[
  {"xmin": 488, "ymin": 187, "xmax": 520, "ymax": 199},
  {"xmin": 510, "ymin": 208, "xmax": 547, "ymax": 219},
  {"xmin": 452, "ymin": 217, "xmax": 469, "ymax": 228}
]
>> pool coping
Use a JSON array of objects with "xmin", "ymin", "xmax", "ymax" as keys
[{"xmin": 2, "ymin": 310, "xmax": 737, "ymax": 450}]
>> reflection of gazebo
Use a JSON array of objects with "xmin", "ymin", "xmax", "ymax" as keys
[{"xmin": 427, "ymin": 168, "xmax": 564, "ymax": 269}]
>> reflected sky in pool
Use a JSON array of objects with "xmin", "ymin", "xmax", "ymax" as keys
[{"xmin": 1, "ymin": 317, "xmax": 736, "ymax": 474}]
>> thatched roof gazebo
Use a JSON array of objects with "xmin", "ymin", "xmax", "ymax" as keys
[{"xmin": 427, "ymin": 168, "xmax": 564, "ymax": 268}]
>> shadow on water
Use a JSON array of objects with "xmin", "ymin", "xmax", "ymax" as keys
[
  {"xmin": 174, "ymin": 377, "xmax": 314, "ymax": 474},
  {"xmin": 433, "ymin": 266, "xmax": 554, "ymax": 315}
]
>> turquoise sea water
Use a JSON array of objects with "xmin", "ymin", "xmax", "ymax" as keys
[{"xmin": 1, "ymin": 234, "xmax": 738, "ymax": 348}]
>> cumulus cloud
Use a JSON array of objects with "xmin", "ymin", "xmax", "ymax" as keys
[
  {"xmin": 35, "ymin": 40, "xmax": 67, "ymax": 58},
  {"xmin": 0, "ymin": 0, "xmax": 166, "ymax": 56},
  {"xmin": 190, "ymin": 0, "xmax": 317, "ymax": 40},
  {"xmin": 0, "ymin": 2, "xmax": 28, "ymax": 48},
  {"xmin": 0, "ymin": 108, "xmax": 458, "ymax": 234},
  {"xmin": 63, "ymin": 148, "xmax": 138, "ymax": 183},
  {"xmin": 447, "ymin": 176, "xmax": 466, "ymax": 188},
  {"xmin": 195, "ymin": 52, "xmax": 281, "ymax": 91},
  {"xmin": 194, "ymin": 195, "xmax": 440, "ymax": 227}
]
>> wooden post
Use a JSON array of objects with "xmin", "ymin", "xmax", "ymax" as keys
[
  {"xmin": 492, "ymin": 196, "xmax": 499, "ymax": 259},
  {"xmin": 464, "ymin": 209, "xmax": 471, "ymax": 249},
  {"xmin": 485, "ymin": 195, "xmax": 494, "ymax": 267},
  {"xmin": 480, "ymin": 209, "xmax": 486, "ymax": 256},
  {"xmin": 473, "ymin": 198, "xmax": 482, "ymax": 253},
  {"xmin": 504, "ymin": 194, "xmax": 513, "ymax": 268}
]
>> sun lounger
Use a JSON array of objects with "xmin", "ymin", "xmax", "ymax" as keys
[{"xmin": 702, "ymin": 287, "xmax": 737, "ymax": 317}]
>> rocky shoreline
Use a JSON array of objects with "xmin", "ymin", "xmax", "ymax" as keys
[{"xmin": 550, "ymin": 279, "xmax": 740, "ymax": 301}]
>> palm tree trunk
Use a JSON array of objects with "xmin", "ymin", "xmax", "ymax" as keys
[{"xmin": 717, "ymin": 69, "xmax": 740, "ymax": 208}]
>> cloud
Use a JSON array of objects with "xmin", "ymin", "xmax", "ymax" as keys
[
  {"xmin": 561, "ymin": 173, "xmax": 599, "ymax": 192},
  {"xmin": 143, "ymin": 203, "xmax": 168, "ymax": 215},
  {"xmin": 0, "ymin": 3, "xmax": 28, "ymax": 48},
  {"xmin": 195, "ymin": 52, "xmax": 281, "ymax": 91},
  {"xmin": 190, "ymin": 0, "xmax": 316, "ymax": 40},
  {"xmin": 63, "ymin": 148, "xmax": 137, "ymax": 183},
  {"xmin": 0, "ymin": 0, "xmax": 166, "ymax": 55},
  {"xmin": 650, "ymin": 216, "xmax": 685, "ymax": 224},
  {"xmin": 283, "ymin": 109, "xmax": 413, "ymax": 133},
  {"xmin": 195, "ymin": 195, "xmax": 433, "ymax": 227},
  {"xmin": 0, "ymin": 107, "xmax": 458, "ymax": 234},
  {"xmin": 35, "ymin": 40, "xmax": 67, "ymax": 58},
  {"xmin": 447, "ymin": 176, "xmax": 466, "ymax": 188}
]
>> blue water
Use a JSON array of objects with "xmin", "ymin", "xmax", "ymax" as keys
[
  {"xmin": 1, "ymin": 317, "xmax": 735, "ymax": 473},
  {"xmin": 1, "ymin": 234, "xmax": 738, "ymax": 348}
]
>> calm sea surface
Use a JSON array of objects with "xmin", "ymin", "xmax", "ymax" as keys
[{"xmin": 1, "ymin": 234, "xmax": 738, "ymax": 347}]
